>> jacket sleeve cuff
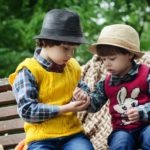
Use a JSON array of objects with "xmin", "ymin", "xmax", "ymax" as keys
[{"xmin": 137, "ymin": 105, "xmax": 148, "ymax": 121}]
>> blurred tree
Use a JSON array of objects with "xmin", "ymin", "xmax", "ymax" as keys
[{"xmin": 0, "ymin": 0, "xmax": 150, "ymax": 77}]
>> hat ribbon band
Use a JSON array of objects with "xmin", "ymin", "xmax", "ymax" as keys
[{"xmin": 41, "ymin": 28, "xmax": 83, "ymax": 37}]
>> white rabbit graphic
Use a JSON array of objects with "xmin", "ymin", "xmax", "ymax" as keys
[{"xmin": 113, "ymin": 87, "xmax": 140, "ymax": 125}]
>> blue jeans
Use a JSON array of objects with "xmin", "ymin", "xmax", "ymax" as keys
[
  {"xmin": 108, "ymin": 125, "xmax": 150, "ymax": 150},
  {"xmin": 27, "ymin": 132, "xmax": 94, "ymax": 150}
]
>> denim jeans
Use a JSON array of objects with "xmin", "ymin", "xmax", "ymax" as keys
[
  {"xmin": 27, "ymin": 132, "xmax": 94, "ymax": 150},
  {"xmin": 108, "ymin": 125, "xmax": 150, "ymax": 150}
]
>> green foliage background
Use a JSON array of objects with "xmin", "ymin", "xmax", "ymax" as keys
[{"xmin": 0, "ymin": 0, "xmax": 150, "ymax": 77}]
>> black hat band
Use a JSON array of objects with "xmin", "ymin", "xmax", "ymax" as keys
[{"xmin": 40, "ymin": 28, "xmax": 83, "ymax": 37}]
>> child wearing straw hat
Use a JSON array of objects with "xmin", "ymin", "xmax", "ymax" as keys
[
  {"xmin": 73, "ymin": 24, "xmax": 150, "ymax": 149},
  {"xmin": 9, "ymin": 9, "xmax": 94, "ymax": 150}
]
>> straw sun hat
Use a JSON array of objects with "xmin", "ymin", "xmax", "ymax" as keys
[{"xmin": 89, "ymin": 24, "xmax": 144, "ymax": 58}]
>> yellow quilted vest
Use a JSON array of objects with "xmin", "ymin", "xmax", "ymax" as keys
[{"xmin": 9, "ymin": 57, "xmax": 84, "ymax": 144}]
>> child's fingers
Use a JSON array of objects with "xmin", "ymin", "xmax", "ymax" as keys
[
  {"xmin": 73, "ymin": 100, "xmax": 86, "ymax": 107},
  {"xmin": 73, "ymin": 88, "xmax": 88, "ymax": 100},
  {"xmin": 73, "ymin": 88, "xmax": 80, "ymax": 100},
  {"xmin": 127, "ymin": 108, "xmax": 139, "ymax": 122},
  {"xmin": 73, "ymin": 87, "xmax": 81, "ymax": 96},
  {"xmin": 73, "ymin": 100, "xmax": 89, "ymax": 111},
  {"xmin": 76, "ymin": 90, "xmax": 87, "ymax": 100},
  {"xmin": 15, "ymin": 139, "xmax": 26, "ymax": 150}
]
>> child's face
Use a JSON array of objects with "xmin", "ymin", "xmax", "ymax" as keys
[
  {"xmin": 42, "ymin": 44, "xmax": 77, "ymax": 65},
  {"xmin": 101, "ymin": 53, "xmax": 133, "ymax": 76}
]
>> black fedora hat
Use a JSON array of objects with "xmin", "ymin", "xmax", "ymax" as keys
[{"xmin": 34, "ymin": 9, "xmax": 87, "ymax": 44}]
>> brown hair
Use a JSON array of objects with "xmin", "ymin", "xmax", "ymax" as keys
[
  {"xmin": 96, "ymin": 45, "xmax": 131, "ymax": 56},
  {"xmin": 36, "ymin": 39, "xmax": 80, "ymax": 48}
]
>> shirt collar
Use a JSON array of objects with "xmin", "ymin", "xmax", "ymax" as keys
[
  {"xmin": 110, "ymin": 61, "xmax": 139, "ymax": 86},
  {"xmin": 34, "ymin": 48, "xmax": 65, "ymax": 73}
]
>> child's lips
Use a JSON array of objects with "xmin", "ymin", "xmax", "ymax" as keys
[
  {"xmin": 108, "ymin": 69, "xmax": 119, "ymax": 75},
  {"xmin": 63, "ymin": 60, "xmax": 69, "ymax": 63},
  {"xmin": 108, "ymin": 69, "xmax": 113, "ymax": 73},
  {"xmin": 107, "ymin": 69, "xmax": 117, "ymax": 74}
]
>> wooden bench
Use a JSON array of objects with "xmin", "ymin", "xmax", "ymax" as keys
[{"xmin": 0, "ymin": 78, "xmax": 25, "ymax": 150}]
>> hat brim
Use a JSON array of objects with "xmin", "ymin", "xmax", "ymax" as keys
[
  {"xmin": 89, "ymin": 40, "xmax": 144, "ymax": 59},
  {"xmin": 33, "ymin": 34, "xmax": 87, "ymax": 44}
]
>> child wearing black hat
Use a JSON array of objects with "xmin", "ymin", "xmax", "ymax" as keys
[{"xmin": 9, "ymin": 9, "xmax": 94, "ymax": 150}]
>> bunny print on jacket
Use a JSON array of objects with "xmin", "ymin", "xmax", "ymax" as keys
[{"xmin": 114, "ymin": 87, "xmax": 139, "ymax": 125}]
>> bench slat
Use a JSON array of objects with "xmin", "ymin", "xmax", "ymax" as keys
[
  {"xmin": 0, "ymin": 79, "xmax": 11, "ymax": 93},
  {"xmin": 0, "ymin": 105, "xmax": 18, "ymax": 120},
  {"xmin": 0, "ymin": 79, "xmax": 25, "ymax": 149},
  {"xmin": 0, "ymin": 91, "xmax": 16, "ymax": 106},
  {"xmin": 0, "ymin": 133, "xmax": 25, "ymax": 149},
  {"xmin": 0, "ymin": 118, "xmax": 24, "ymax": 134}
]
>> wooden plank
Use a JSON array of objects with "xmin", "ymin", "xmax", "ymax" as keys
[
  {"xmin": 0, "ymin": 78, "xmax": 11, "ymax": 93},
  {"xmin": 0, "ymin": 133, "xmax": 25, "ymax": 149},
  {"xmin": 0, "ymin": 105, "xmax": 18, "ymax": 120},
  {"xmin": 0, "ymin": 78, "xmax": 25, "ymax": 149},
  {"xmin": 0, "ymin": 118, "xmax": 24, "ymax": 134},
  {"xmin": 0, "ymin": 91, "xmax": 16, "ymax": 106}
]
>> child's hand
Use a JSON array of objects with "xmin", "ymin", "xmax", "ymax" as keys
[
  {"xmin": 126, "ymin": 107, "xmax": 139, "ymax": 123},
  {"xmin": 70, "ymin": 99, "xmax": 90, "ymax": 112},
  {"xmin": 15, "ymin": 139, "xmax": 27, "ymax": 150},
  {"xmin": 59, "ymin": 99, "xmax": 90, "ymax": 114},
  {"xmin": 73, "ymin": 87, "xmax": 88, "ymax": 101},
  {"xmin": 59, "ymin": 88, "xmax": 90, "ymax": 114}
]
